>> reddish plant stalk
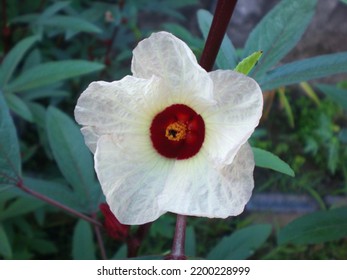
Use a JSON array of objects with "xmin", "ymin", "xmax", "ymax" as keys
[
  {"xmin": 199, "ymin": 0, "xmax": 238, "ymax": 72},
  {"xmin": 92, "ymin": 213, "xmax": 107, "ymax": 259},
  {"xmin": 166, "ymin": 215, "xmax": 187, "ymax": 260},
  {"xmin": 1, "ymin": 0, "xmax": 11, "ymax": 55},
  {"xmin": 16, "ymin": 180, "xmax": 102, "ymax": 227}
]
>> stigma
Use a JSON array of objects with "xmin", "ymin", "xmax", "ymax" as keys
[{"xmin": 165, "ymin": 121, "xmax": 187, "ymax": 141}]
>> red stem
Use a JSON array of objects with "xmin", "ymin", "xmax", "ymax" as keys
[
  {"xmin": 92, "ymin": 213, "xmax": 107, "ymax": 259},
  {"xmin": 16, "ymin": 180, "xmax": 102, "ymax": 227},
  {"xmin": 166, "ymin": 215, "xmax": 187, "ymax": 260},
  {"xmin": 199, "ymin": 0, "xmax": 238, "ymax": 72},
  {"xmin": 1, "ymin": 0, "xmax": 11, "ymax": 55}
]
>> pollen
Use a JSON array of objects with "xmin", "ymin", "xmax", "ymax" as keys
[{"xmin": 165, "ymin": 121, "xmax": 187, "ymax": 141}]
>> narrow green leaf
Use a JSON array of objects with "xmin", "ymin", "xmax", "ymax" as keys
[
  {"xmin": 4, "ymin": 94, "xmax": 33, "ymax": 122},
  {"xmin": 300, "ymin": 82, "xmax": 321, "ymax": 106},
  {"xmin": 0, "ymin": 92, "xmax": 21, "ymax": 184},
  {"xmin": 10, "ymin": 14, "xmax": 38, "ymax": 25},
  {"xmin": 22, "ymin": 89, "xmax": 70, "ymax": 100},
  {"xmin": 278, "ymin": 207, "xmax": 347, "ymax": 245},
  {"xmin": 316, "ymin": 84, "xmax": 347, "ymax": 111},
  {"xmin": 0, "ymin": 224, "xmax": 12, "ymax": 259},
  {"xmin": 28, "ymin": 238, "xmax": 58, "ymax": 255},
  {"xmin": 328, "ymin": 138, "xmax": 339, "ymax": 174},
  {"xmin": 207, "ymin": 224, "xmax": 272, "ymax": 260},
  {"xmin": 162, "ymin": 0, "xmax": 199, "ymax": 8},
  {"xmin": 6, "ymin": 60, "xmax": 104, "ymax": 92},
  {"xmin": 0, "ymin": 197, "xmax": 44, "ymax": 220},
  {"xmin": 111, "ymin": 244, "xmax": 127, "ymax": 260},
  {"xmin": 278, "ymin": 88, "xmax": 294, "ymax": 128},
  {"xmin": 244, "ymin": 0, "xmax": 317, "ymax": 80},
  {"xmin": 252, "ymin": 147, "xmax": 295, "ymax": 177},
  {"xmin": 185, "ymin": 226, "xmax": 196, "ymax": 257},
  {"xmin": 41, "ymin": 15, "xmax": 102, "ymax": 34},
  {"xmin": 235, "ymin": 51, "xmax": 263, "ymax": 75},
  {"xmin": 22, "ymin": 49, "xmax": 42, "ymax": 72},
  {"xmin": 72, "ymin": 219, "xmax": 95, "ymax": 260},
  {"xmin": 46, "ymin": 107, "xmax": 99, "ymax": 213},
  {"xmin": 0, "ymin": 36, "xmax": 38, "ymax": 87},
  {"xmin": 26, "ymin": 102, "xmax": 52, "ymax": 158},
  {"xmin": 260, "ymin": 52, "xmax": 347, "ymax": 90},
  {"xmin": 197, "ymin": 9, "xmax": 238, "ymax": 69},
  {"xmin": 40, "ymin": 1, "xmax": 70, "ymax": 19}
]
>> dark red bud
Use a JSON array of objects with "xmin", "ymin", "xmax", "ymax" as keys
[{"xmin": 99, "ymin": 203, "xmax": 130, "ymax": 241}]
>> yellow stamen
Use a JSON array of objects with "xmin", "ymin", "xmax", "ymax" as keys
[{"xmin": 165, "ymin": 122, "xmax": 187, "ymax": 141}]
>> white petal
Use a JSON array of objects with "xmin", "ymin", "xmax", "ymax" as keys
[
  {"xmin": 203, "ymin": 70, "xmax": 263, "ymax": 164},
  {"xmin": 131, "ymin": 31, "xmax": 214, "ymax": 102},
  {"xmin": 158, "ymin": 143, "xmax": 255, "ymax": 218},
  {"xmin": 95, "ymin": 134, "xmax": 173, "ymax": 225},
  {"xmin": 80, "ymin": 126, "xmax": 99, "ymax": 153},
  {"xmin": 74, "ymin": 76, "xmax": 157, "ymax": 153}
]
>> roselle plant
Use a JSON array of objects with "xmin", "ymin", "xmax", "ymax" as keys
[{"xmin": 0, "ymin": 0, "xmax": 347, "ymax": 260}]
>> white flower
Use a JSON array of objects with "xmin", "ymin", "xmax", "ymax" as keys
[{"xmin": 74, "ymin": 32, "xmax": 263, "ymax": 225}]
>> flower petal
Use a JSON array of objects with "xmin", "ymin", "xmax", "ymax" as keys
[
  {"xmin": 158, "ymin": 143, "xmax": 255, "ymax": 218},
  {"xmin": 204, "ymin": 70, "xmax": 263, "ymax": 164},
  {"xmin": 80, "ymin": 126, "xmax": 99, "ymax": 153},
  {"xmin": 131, "ymin": 32, "xmax": 213, "ymax": 101},
  {"xmin": 95, "ymin": 134, "xmax": 172, "ymax": 225},
  {"xmin": 74, "ymin": 76, "xmax": 157, "ymax": 153}
]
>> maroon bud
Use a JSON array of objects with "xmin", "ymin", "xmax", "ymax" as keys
[{"xmin": 99, "ymin": 203, "xmax": 130, "ymax": 241}]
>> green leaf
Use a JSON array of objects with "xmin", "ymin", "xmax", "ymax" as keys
[
  {"xmin": 207, "ymin": 224, "xmax": 272, "ymax": 260},
  {"xmin": 278, "ymin": 88, "xmax": 294, "ymax": 128},
  {"xmin": 41, "ymin": 15, "xmax": 102, "ymax": 34},
  {"xmin": 22, "ymin": 49, "xmax": 42, "ymax": 72},
  {"xmin": 0, "ymin": 197, "xmax": 44, "ymax": 220},
  {"xmin": 300, "ymin": 82, "xmax": 321, "ymax": 106},
  {"xmin": 112, "ymin": 244, "xmax": 127, "ymax": 260},
  {"xmin": 0, "ymin": 92, "xmax": 21, "ymax": 184},
  {"xmin": 28, "ymin": 238, "xmax": 58, "ymax": 255},
  {"xmin": 40, "ymin": 1, "xmax": 70, "ymax": 19},
  {"xmin": 46, "ymin": 107, "xmax": 100, "ymax": 213},
  {"xmin": 197, "ymin": 9, "xmax": 238, "ymax": 69},
  {"xmin": 235, "ymin": 51, "xmax": 263, "ymax": 75},
  {"xmin": 22, "ymin": 89, "xmax": 70, "ymax": 100},
  {"xmin": 5, "ymin": 60, "xmax": 104, "ymax": 92},
  {"xmin": 278, "ymin": 207, "xmax": 347, "ymax": 245},
  {"xmin": 252, "ymin": 147, "xmax": 295, "ymax": 177},
  {"xmin": 316, "ymin": 84, "xmax": 347, "ymax": 111},
  {"xmin": 26, "ymin": 102, "xmax": 52, "ymax": 158},
  {"xmin": 0, "ymin": 224, "xmax": 12, "ymax": 259},
  {"xmin": 260, "ymin": 52, "xmax": 347, "ymax": 90},
  {"xmin": 244, "ymin": 0, "xmax": 317, "ymax": 80},
  {"xmin": 328, "ymin": 138, "xmax": 339, "ymax": 174},
  {"xmin": 185, "ymin": 226, "xmax": 196, "ymax": 257},
  {"xmin": 72, "ymin": 219, "xmax": 95, "ymax": 260},
  {"xmin": 0, "ymin": 36, "xmax": 38, "ymax": 87},
  {"xmin": 4, "ymin": 94, "xmax": 33, "ymax": 122}
]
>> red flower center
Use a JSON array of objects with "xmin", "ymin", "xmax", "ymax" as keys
[{"xmin": 150, "ymin": 104, "xmax": 205, "ymax": 160}]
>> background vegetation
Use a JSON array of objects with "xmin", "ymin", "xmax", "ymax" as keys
[{"xmin": 1, "ymin": 0, "xmax": 347, "ymax": 259}]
